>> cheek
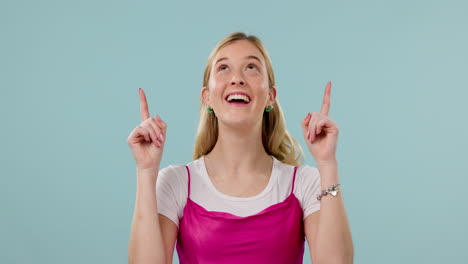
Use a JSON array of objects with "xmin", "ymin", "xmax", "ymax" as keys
[
  {"xmin": 210, "ymin": 72, "xmax": 230, "ymax": 86},
  {"xmin": 246, "ymin": 71, "xmax": 266, "ymax": 83},
  {"xmin": 248, "ymin": 74, "xmax": 269, "ymax": 90},
  {"xmin": 207, "ymin": 79, "xmax": 224, "ymax": 99}
]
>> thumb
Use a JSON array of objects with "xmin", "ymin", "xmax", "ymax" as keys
[
  {"xmin": 301, "ymin": 113, "xmax": 311, "ymax": 138},
  {"xmin": 301, "ymin": 113, "xmax": 311, "ymax": 129}
]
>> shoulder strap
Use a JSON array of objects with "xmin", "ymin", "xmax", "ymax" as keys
[
  {"xmin": 290, "ymin": 166, "xmax": 298, "ymax": 195},
  {"xmin": 185, "ymin": 165, "xmax": 191, "ymax": 198}
]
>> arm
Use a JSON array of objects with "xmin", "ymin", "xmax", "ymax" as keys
[
  {"xmin": 128, "ymin": 169, "xmax": 178, "ymax": 264},
  {"xmin": 304, "ymin": 211, "xmax": 320, "ymax": 264},
  {"xmin": 128, "ymin": 88, "xmax": 177, "ymax": 263},
  {"xmin": 306, "ymin": 161, "xmax": 354, "ymax": 264},
  {"xmin": 301, "ymin": 81, "xmax": 353, "ymax": 263},
  {"xmin": 158, "ymin": 214, "xmax": 178, "ymax": 264}
]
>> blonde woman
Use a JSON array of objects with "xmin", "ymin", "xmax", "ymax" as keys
[{"xmin": 128, "ymin": 32, "xmax": 353, "ymax": 264}]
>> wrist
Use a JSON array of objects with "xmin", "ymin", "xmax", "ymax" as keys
[
  {"xmin": 316, "ymin": 161, "xmax": 339, "ymax": 189},
  {"xmin": 317, "ymin": 183, "xmax": 341, "ymax": 200},
  {"xmin": 137, "ymin": 167, "xmax": 159, "ymax": 178},
  {"xmin": 316, "ymin": 159, "xmax": 338, "ymax": 167}
]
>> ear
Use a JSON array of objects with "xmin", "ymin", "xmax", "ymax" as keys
[
  {"xmin": 201, "ymin": 86, "xmax": 210, "ymax": 105},
  {"xmin": 268, "ymin": 86, "xmax": 277, "ymax": 105}
]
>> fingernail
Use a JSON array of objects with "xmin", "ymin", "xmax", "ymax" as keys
[
  {"xmin": 159, "ymin": 133, "xmax": 164, "ymax": 141},
  {"xmin": 307, "ymin": 130, "xmax": 310, "ymax": 139}
]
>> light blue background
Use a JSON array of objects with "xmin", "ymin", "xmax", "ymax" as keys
[{"xmin": 1, "ymin": 0, "xmax": 467, "ymax": 263}]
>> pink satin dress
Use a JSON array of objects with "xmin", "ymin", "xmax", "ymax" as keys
[{"xmin": 176, "ymin": 165, "xmax": 306, "ymax": 264}]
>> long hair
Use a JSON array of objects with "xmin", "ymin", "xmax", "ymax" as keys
[{"xmin": 193, "ymin": 32, "xmax": 304, "ymax": 166}]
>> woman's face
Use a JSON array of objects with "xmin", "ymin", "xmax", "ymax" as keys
[{"xmin": 202, "ymin": 40, "xmax": 276, "ymax": 128}]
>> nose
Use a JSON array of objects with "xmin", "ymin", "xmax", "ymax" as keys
[
  {"xmin": 231, "ymin": 80, "xmax": 245, "ymax": 86},
  {"xmin": 230, "ymin": 74, "xmax": 245, "ymax": 86}
]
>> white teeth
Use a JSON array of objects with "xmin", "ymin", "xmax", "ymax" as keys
[{"xmin": 226, "ymin": 94, "xmax": 250, "ymax": 103}]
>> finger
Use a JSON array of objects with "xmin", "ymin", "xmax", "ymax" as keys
[
  {"xmin": 145, "ymin": 123, "xmax": 162, "ymax": 147},
  {"xmin": 302, "ymin": 113, "xmax": 311, "ymax": 139},
  {"xmin": 137, "ymin": 125, "xmax": 151, "ymax": 142},
  {"xmin": 316, "ymin": 119, "xmax": 326, "ymax": 135},
  {"xmin": 308, "ymin": 114, "xmax": 318, "ymax": 143},
  {"xmin": 139, "ymin": 88, "xmax": 151, "ymax": 122},
  {"xmin": 148, "ymin": 118, "xmax": 164, "ymax": 142},
  {"xmin": 155, "ymin": 115, "xmax": 167, "ymax": 135},
  {"xmin": 320, "ymin": 81, "xmax": 332, "ymax": 116},
  {"xmin": 140, "ymin": 124, "xmax": 161, "ymax": 147}
]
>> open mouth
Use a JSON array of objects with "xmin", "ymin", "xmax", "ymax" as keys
[{"xmin": 225, "ymin": 94, "xmax": 251, "ymax": 105}]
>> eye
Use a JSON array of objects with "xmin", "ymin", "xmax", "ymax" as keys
[
  {"xmin": 218, "ymin": 64, "xmax": 229, "ymax": 71},
  {"xmin": 246, "ymin": 63, "xmax": 258, "ymax": 71}
]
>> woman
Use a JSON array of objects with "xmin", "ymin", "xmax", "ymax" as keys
[{"xmin": 128, "ymin": 32, "xmax": 353, "ymax": 264}]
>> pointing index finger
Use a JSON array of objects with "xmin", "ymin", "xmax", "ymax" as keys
[
  {"xmin": 139, "ymin": 88, "xmax": 150, "ymax": 122},
  {"xmin": 320, "ymin": 81, "xmax": 332, "ymax": 116}
]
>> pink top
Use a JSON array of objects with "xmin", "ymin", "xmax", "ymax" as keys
[{"xmin": 176, "ymin": 165, "xmax": 305, "ymax": 264}]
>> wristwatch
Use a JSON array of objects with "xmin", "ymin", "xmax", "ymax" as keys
[{"xmin": 317, "ymin": 184, "xmax": 341, "ymax": 200}]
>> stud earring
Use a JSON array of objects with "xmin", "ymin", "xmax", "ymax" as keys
[
  {"xmin": 207, "ymin": 106, "xmax": 214, "ymax": 113},
  {"xmin": 264, "ymin": 105, "xmax": 273, "ymax": 112}
]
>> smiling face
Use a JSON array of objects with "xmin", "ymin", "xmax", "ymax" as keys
[{"xmin": 202, "ymin": 40, "xmax": 276, "ymax": 128}]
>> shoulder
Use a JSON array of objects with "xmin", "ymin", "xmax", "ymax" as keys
[
  {"xmin": 159, "ymin": 164, "xmax": 187, "ymax": 177},
  {"xmin": 274, "ymin": 158, "xmax": 320, "ymax": 183},
  {"xmin": 278, "ymin": 160, "xmax": 321, "ymax": 191},
  {"xmin": 296, "ymin": 164, "xmax": 320, "ymax": 183},
  {"xmin": 273, "ymin": 159, "xmax": 320, "ymax": 192},
  {"xmin": 157, "ymin": 164, "xmax": 189, "ymax": 190},
  {"xmin": 295, "ymin": 164, "xmax": 321, "ymax": 194},
  {"xmin": 157, "ymin": 157, "xmax": 204, "ymax": 188},
  {"xmin": 156, "ymin": 164, "xmax": 190, "ymax": 228}
]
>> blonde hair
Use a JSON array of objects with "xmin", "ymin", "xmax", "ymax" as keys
[{"xmin": 193, "ymin": 32, "xmax": 304, "ymax": 166}]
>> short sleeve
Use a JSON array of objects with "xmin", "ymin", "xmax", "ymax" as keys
[
  {"xmin": 299, "ymin": 165, "xmax": 321, "ymax": 220},
  {"xmin": 156, "ymin": 166, "xmax": 183, "ymax": 228}
]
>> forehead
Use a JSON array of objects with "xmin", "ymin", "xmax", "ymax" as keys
[{"xmin": 214, "ymin": 40, "xmax": 265, "ymax": 63}]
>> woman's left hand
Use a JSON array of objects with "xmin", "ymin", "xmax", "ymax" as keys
[{"xmin": 301, "ymin": 81, "xmax": 339, "ymax": 163}]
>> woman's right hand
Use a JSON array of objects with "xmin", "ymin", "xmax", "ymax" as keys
[{"xmin": 127, "ymin": 88, "xmax": 167, "ymax": 172}]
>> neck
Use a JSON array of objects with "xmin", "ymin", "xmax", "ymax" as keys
[{"xmin": 205, "ymin": 120, "xmax": 272, "ymax": 180}]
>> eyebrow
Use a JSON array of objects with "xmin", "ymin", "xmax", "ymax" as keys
[{"xmin": 215, "ymin": 55, "xmax": 262, "ymax": 65}]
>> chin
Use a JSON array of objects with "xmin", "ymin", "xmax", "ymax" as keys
[{"xmin": 219, "ymin": 115, "xmax": 261, "ymax": 130}]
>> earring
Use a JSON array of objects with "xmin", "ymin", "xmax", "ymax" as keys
[
  {"xmin": 207, "ymin": 106, "xmax": 214, "ymax": 113},
  {"xmin": 264, "ymin": 105, "xmax": 273, "ymax": 112}
]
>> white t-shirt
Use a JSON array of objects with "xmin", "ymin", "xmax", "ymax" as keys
[{"xmin": 156, "ymin": 155, "xmax": 321, "ymax": 228}]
